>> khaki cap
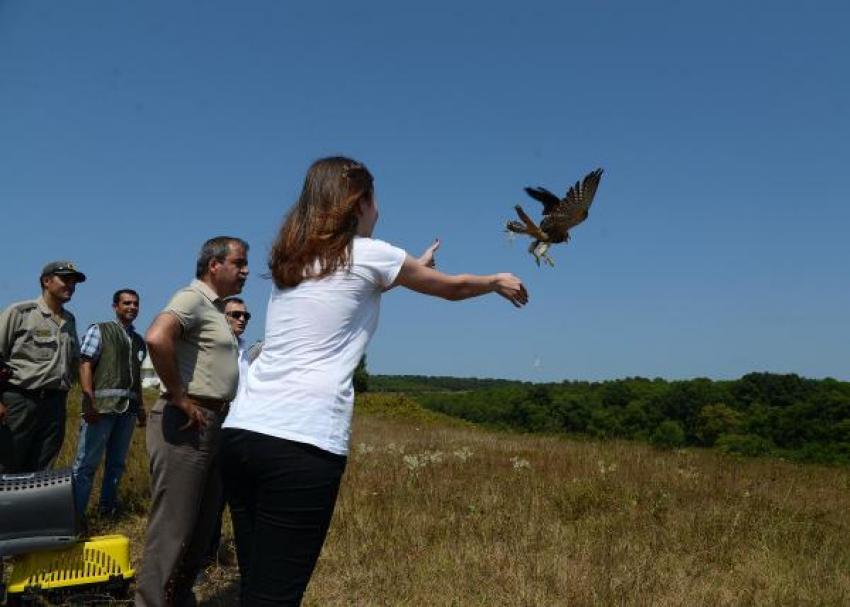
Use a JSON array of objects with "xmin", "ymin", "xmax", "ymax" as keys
[{"xmin": 40, "ymin": 260, "xmax": 87, "ymax": 283}]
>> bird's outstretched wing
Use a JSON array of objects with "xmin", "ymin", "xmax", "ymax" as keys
[
  {"xmin": 546, "ymin": 168, "xmax": 604, "ymax": 234},
  {"xmin": 561, "ymin": 169, "xmax": 603, "ymax": 218},
  {"xmin": 523, "ymin": 186, "xmax": 561, "ymax": 216}
]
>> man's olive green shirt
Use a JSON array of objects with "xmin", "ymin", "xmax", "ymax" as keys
[
  {"xmin": 162, "ymin": 279, "xmax": 239, "ymax": 402},
  {"xmin": 0, "ymin": 296, "xmax": 80, "ymax": 391}
]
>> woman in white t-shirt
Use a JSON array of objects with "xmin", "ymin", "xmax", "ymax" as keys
[{"xmin": 220, "ymin": 156, "xmax": 527, "ymax": 605}]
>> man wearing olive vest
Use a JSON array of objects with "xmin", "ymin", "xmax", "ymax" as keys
[{"xmin": 71, "ymin": 289, "xmax": 146, "ymax": 518}]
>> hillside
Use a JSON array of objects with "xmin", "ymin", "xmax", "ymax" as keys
[
  {"xmin": 373, "ymin": 373, "xmax": 850, "ymax": 465},
  {"xmin": 30, "ymin": 390, "xmax": 850, "ymax": 605}
]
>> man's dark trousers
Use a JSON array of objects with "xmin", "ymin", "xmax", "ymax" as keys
[{"xmin": 0, "ymin": 387, "xmax": 68, "ymax": 474}]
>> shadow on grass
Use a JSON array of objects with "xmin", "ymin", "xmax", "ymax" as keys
[{"xmin": 196, "ymin": 565, "xmax": 241, "ymax": 607}]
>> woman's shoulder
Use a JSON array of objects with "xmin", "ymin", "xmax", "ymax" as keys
[
  {"xmin": 355, "ymin": 235, "xmax": 406, "ymax": 254},
  {"xmin": 353, "ymin": 237, "xmax": 406, "ymax": 263},
  {"xmin": 354, "ymin": 236, "xmax": 397, "ymax": 251},
  {"xmin": 351, "ymin": 237, "xmax": 407, "ymax": 286}
]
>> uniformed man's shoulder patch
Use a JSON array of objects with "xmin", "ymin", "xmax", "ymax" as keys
[{"xmin": 7, "ymin": 299, "xmax": 39, "ymax": 313}]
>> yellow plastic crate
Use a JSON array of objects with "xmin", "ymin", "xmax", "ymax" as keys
[{"xmin": 6, "ymin": 534, "xmax": 134, "ymax": 594}]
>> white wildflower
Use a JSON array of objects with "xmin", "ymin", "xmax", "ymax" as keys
[
  {"xmin": 425, "ymin": 450, "xmax": 444, "ymax": 465},
  {"xmin": 597, "ymin": 460, "xmax": 617, "ymax": 476},
  {"xmin": 355, "ymin": 442, "xmax": 375, "ymax": 455},
  {"xmin": 453, "ymin": 447, "xmax": 474, "ymax": 462},
  {"xmin": 676, "ymin": 466, "xmax": 699, "ymax": 480},
  {"xmin": 403, "ymin": 454, "xmax": 426, "ymax": 471},
  {"xmin": 386, "ymin": 442, "xmax": 405, "ymax": 455}
]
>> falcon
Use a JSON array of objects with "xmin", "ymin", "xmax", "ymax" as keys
[{"xmin": 506, "ymin": 168, "xmax": 604, "ymax": 266}]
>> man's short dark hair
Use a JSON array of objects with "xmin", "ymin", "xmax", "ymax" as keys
[
  {"xmin": 224, "ymin": 297, "xmax": 245, "ymax": 307},
  {"xmin": 113, "ymin": 289, "xmax": 140, "ymax": 305},
  {"xmin": 195, "ymin": 236, "xmax": 249, "ymax": 279}
]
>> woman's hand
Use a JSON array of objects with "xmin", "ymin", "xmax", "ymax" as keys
[
  {"xmin": 493, "ymin": 273, "xmax": 529, "ymax": 308},
  {"xmin": 418, "ymin": 238, "xmax": 440, "ymax": 268}
]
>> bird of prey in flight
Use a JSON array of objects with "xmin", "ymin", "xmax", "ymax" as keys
[{"xmin": 506, "ymin": 168, "xmax": 604, "ymax": 266}]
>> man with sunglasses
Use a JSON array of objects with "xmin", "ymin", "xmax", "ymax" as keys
[
  {"xmin": 223, "ymin": 298, "xmax": 263, "ymax": 377},
  {"xmin": 0, "ymin": 261, "xmax": 85, "ymax": 473},
  {"xmin": 224, "ymin": 297, "xmax": 263, "ymax": 389},
  {"xmin": 201, "ymin": 296, "xmax": 254, "ymax": 570},
  {"xmin": 224, "ymin": 297, "xmax": 252, "ymax": 385}
]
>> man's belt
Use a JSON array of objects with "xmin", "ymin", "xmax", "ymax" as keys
[
  {"xmin": 94, "ymin": 388, "xmax": 137, "ymax": 400},
  {"xmin": 4, "ymin": 385, "xmax": 67, "ymax": 399},
  {"xmin": 163, "ymin": 393, "xmax": 228, "ymax": 413}
]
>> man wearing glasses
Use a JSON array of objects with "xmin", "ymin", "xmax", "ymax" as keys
[
  {"xmin": 0, "ymin": 261, "xmax": 85, "ymax": 473},
  {"xmin": 201, "ymin": 296, "xmax": 255, "ymax": 570},
  {"xmin": 224, "ymin": 297, "xmax": 264, "ymax": 390},
  {"xmin": 224, "ymin": 297, "xmax": 253, "ymax": 392}
]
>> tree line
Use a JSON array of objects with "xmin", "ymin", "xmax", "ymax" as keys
[{"xmin": 370, "ymin": 373, "xmax": 850, "ymax": 464}]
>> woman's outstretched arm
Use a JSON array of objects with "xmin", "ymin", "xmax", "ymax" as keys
[
  {"xmin": 392, "ymin": 255, "xmax": 528, "ymax": 308},
  {"xmin": 383, "ymin": 238, "xmax": 441, "ymax": 293}
]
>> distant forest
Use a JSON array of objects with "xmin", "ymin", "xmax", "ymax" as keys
[{"xmin": 369, "ymin": 373, "xmax": 850, "ymax": 465}]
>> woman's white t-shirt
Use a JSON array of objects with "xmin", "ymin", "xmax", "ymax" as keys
[{"xmin": 222, "ymin": 237, "xmax": 407, "ymax": 456}]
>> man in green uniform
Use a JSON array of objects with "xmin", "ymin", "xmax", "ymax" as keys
[{"xmin": 0, "ymin": 261, "xmax": 85, "ymax": 473}]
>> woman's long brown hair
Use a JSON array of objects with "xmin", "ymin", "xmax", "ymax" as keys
[{"xmin": 269, "ymin": 156, "xmax": 374, "ymax": 288}]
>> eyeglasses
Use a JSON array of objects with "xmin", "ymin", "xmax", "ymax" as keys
[{"xmin": 226, "ymin": 311, "xmax": 251, "ymax": 321}]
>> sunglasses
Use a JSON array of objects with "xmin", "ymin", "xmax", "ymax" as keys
[{"xmin": 226, "ymin": 311, "xmax": 251, "ymax": 321}]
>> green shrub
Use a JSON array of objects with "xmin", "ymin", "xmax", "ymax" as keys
[
  {"xmin": 696, "ymin": 403, "xmax": 743, "ymax": 446},
  {"xmin": 650, "ymin": 420, "xmax": 686, "ymax": 448},
  {"xmin": 353, "ymin": 355, "xmax": 369, "ymax": 393},
  {"xmin": 715, "ymin": 433, "xmax": 774, "ymax": 457}
]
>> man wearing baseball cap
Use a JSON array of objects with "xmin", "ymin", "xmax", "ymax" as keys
[{"xmin": 0, "ymin": 260, "xmax": 85, "ymax": 473}]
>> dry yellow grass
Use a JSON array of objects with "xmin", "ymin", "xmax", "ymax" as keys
[{"xmin": 35, "ymin": 390, "xmax": 850, "ymax": 605}]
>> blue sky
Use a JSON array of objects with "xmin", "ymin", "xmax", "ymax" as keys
[{"xmin": 1, "ymin": 1, "xmax": 848, "ymax": 381}]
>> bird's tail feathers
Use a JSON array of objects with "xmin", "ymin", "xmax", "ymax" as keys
[
  {"xmin": 513, "ymin": 205, "xmax": 549, "ymax": 240},
  {"xmin": 505, "ymin": 220, "xmax": 531, "ymax": 234}
]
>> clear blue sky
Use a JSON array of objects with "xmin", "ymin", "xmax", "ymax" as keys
[{"xmin": 1, "ymin": 1, "xmax": 848, "ymax": 381}]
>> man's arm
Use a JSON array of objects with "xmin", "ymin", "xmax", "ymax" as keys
[
  {"xmin": 79, "ymin": 359, "xmax": 100, "ymax": 424},
  {"xmin": 135, "ymin": 349, "xmax": 146, "ymax": 427},
  {"xmin": 0, "ymin": 364, "xmax": 8, "ymax": 424},
  {"xmin": 0, "ymin": 306, "xmax": 19, "ymax": 364},
  {"xmin": 136, "ymin": 406, "xmax": 147, "ymax": 427},
  {"xmin": 0, "ymin": 306, "xmax": 20, "ymax": 425},
  {"xmin": 145, "ymin": 312, "xmax": 206, "ymax": 429},
  {"xmin": 78, "ymin": 324, "xmax": 102, "ymax": 423},
  {"xmin": 0, "ymin": 363, "xmax": 11, "ymax": 385}
]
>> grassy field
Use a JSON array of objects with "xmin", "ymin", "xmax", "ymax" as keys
[{"xmin": 31, "ymin": 390, "xmax": 850, "ymax": 605}]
